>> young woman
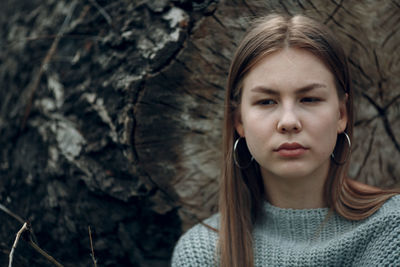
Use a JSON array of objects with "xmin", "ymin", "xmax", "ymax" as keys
[{"xmin": 171, "ymin": 14, "xmax": 400, "ymax": 266}]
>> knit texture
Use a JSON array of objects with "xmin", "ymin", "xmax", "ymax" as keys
[{"xmin": 171, "ymin": 195, "xmax": 400, "ymax": 266}]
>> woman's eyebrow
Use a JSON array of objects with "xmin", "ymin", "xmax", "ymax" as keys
[
  {"xmin": 296, "ymin": 83, "xmax": 327, "ymax": 94},
  {"xmin": 250, "ymin": 86, "xmax": 279, "ymax": 95},
  {"xmin": 250, "ymin": 83, "xmax": 327, "ymax": 95}
]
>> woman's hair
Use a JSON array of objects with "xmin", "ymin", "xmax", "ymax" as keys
[{"xmin": 219, "ymin": 14, "xmax": 399, "ymax": 267}]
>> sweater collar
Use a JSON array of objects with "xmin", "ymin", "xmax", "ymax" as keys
[{"xmin": 255, "ymin": 202, "xmax": 334, "ymax": 242}]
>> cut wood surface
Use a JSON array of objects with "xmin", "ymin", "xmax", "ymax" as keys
[{"xmin": 0, "ymin": 0, "xmax": 399, "ymax": 266}]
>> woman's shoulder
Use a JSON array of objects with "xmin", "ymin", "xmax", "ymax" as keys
[
  {"xmin": 355, "ymin": 194, "xmax": 400, "ymax": 265},
  {"xmin": 363, "ymin": 194, "xmax": 400, "ymax": 226},
  {"xmin": 171, "ymin": 214, "xmax": 219, "ymax": 267},
  {"xmin": 374, "ymin": 194, "xmax": 400, "ymax": 216},
  {"xmin": 359, "ymin": 194, "xmax": 400, "ymax": 244}
]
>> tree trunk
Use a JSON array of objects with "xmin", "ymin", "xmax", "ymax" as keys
[{"xmin": 0, "ymin": 0, "xmax": 399, "ymax": 266}]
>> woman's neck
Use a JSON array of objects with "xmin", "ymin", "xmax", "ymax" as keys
[{"xmin": 262, "ymin": 170, "xmax": 327, "ymax": 209}]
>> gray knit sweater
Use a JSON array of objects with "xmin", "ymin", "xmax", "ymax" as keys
[{"xmin": 171, "ymin": 195, "xmax": 400, "ymax": 266}]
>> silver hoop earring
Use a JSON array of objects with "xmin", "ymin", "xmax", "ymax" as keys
[
  {"xmin": 331, "ymin": 132, "xmax": 351, "ymax": 165},
  {"xmin": 233, "ymin": 137, "xmax": 254, "ymax": 169}
]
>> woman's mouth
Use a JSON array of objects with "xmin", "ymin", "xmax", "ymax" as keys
[{"xmin": 275, "ymin": 142, "xmax": 308, "ymax": 157}]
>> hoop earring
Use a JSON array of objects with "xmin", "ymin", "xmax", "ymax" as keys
[
  {"xmin": 233, "ymin": 137, "xmax": 254, "ymax": 169},
  {"xmin": 331, "ymin": 132, "xmax": 351, "ymax": 165}
]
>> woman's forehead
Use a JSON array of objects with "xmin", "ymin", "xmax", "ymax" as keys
[{"xmin": 241, "ymin": 48, "xmax": 336, "ymax": 93}]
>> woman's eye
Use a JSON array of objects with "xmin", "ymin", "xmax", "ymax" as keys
[
  {"xmin": 258, "ymin": 99, "xmax": 276, "ymax": 105},
  {"xmin": 301, "ymin": 97, "xmax": 321, "ymax": 103}
]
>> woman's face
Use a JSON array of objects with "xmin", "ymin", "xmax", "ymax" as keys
[{"xmin": 235, "ymin": 48, "xmax": 347, "ymax": 183}]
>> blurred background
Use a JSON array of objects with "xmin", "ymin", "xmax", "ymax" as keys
[{"xmin": 0, "ymin": 0, "xmax": 399, "ymax": 266}]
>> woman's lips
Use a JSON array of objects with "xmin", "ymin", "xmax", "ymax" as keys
[{"xmin": 275, "ymin": 142, "xmax": 308, "ymax": 157}]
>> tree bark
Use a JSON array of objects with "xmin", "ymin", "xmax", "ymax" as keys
[{"xmin": 0, "ymin": 0, "xmax": 399, "ymax": 266}]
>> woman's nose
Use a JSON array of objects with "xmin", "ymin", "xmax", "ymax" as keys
[{"xmin": 276, "ymin": 106, "xmax": 302, "ymax": 133}]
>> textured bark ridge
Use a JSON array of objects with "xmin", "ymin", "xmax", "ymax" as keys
[{"xmin": 0, "ymin": 0, "xmax": 399, "ymax": 266}]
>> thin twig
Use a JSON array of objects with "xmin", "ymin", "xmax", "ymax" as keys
[
  {"xmin": 88, "ymin": 226, "xmax": 98, "ymax": 267},
  {"xmin": 28, "ymin": 238, "xmax": 64, "ymax": 267},
  {"xmin": 20, "ymin": 1, "xmax": 77, "ymax": 131},
  {"xmin": 88, "ymin": 0, "xmax": 113, "ymax": 27},
  {"xmin": 0, "ymin": 203, "xmax": 39, "ymax": 245},
  {"xmin": 4, "ymin": 212, "xmax": 65, "ymax": 267},
  {"xmin": 17, "ymin": 34, "xmax": 100, "ymax": 42},
  {"xmin": 9, "ymin": 222, "xmax": 28, "ymax": 267},
  {"xmin": 0, "ymin": 204, "xmax": 24, "ymax": 224}
]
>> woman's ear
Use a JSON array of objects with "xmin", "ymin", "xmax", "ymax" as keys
[
  {"xmin": 337, "ymin": 93, "xmax": 348, "ymax": 133},
  {"xmin": 234, "ymin": 111, "xmax": 245, "ymax": 137}
]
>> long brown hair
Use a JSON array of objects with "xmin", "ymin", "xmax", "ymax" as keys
[{"xmin": 219, "ymin": 14, "xmax": 399, "ymax": 267}]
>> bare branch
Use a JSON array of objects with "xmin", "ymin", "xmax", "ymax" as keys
[
  {"xmin": 88, "ymin": 0, "xmax": 113, "ymax": 27},
  {"xmin": 9, "ymin": 222, "xmax": 28, "ymax": 267},
  {"xmin": 0, "ymin": 204, "xmax": 24, "ymax": 224},
  {"xmin": 28, "ymin": 238, "xmax": 64, "ymax": 267},
  {"xmin": 4, "ymin": 213, "xmax": 65, "ymax": 267},
  {"xmin": 88, "ymin": 226, "xmax": 98, "ymax": 267},
  {"xmin": 21, "ymin": 1, "xmax": 78, "ymax": 131}
]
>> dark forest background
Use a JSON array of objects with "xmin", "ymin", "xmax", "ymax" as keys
[{"xmin": 0, "ymin": 0, "xmax": 399, "ymax": 266}]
